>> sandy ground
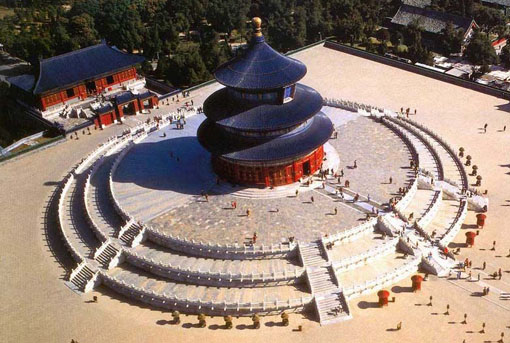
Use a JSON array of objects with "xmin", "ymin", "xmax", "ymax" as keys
[{"xmin": 1, "ymin": 44, "xmax": 510, "ymax": 343}]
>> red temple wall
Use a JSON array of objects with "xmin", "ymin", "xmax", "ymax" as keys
[
  {"xmin": 39, "ymin": 67, "xmax": 138, "ymax": 111},
  {"xmin": 213, "ymin": 145, "xmax": 324, "ymax": 187}
]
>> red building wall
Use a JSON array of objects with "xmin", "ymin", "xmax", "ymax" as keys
[
  {"xmin": 213, "ymin": 146, "xmax": 324, "ymax": 187},
  {"xmin": 39, "ymin": 67, "xmax": 138, "ymax": 111}
]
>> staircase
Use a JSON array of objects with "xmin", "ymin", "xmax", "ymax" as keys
[
  {"xmin": 68, "ymin": 263, "xmax": 97, "ymax": 292},
  {"xmin": 315, "ymin": 292, "xmax": 351, "ymax": 325},
  {"xmin": 119, "ymin": 222, "xmax": 144, "ymax": 247},
  {"xmin": 299, "ymin": 242, "xmax": 352, "ymax": 325},
  {"xmin": 94, "ymin": 243, "xmax": 120, "ymax": 269},
  {"xmin": 299, "ymin": 242, "xmax": 327, "ymax": 267}
]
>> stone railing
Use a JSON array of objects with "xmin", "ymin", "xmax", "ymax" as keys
[
  {"xmin": 83, "ymin": 157, "xmax": 109, "ymax": 243},
  {"xmin": 324, "ymin": 98, "xmax": 389, "ymax": 116},
  {"xmin": 56, "ymin": 172, "xmax": 84, "ymax": 264},
  {"xmin": 124, "ymin": 249, "xmax": 305, "ymax": 286},
  {"xmin": 101, "ymin": 272, "xmax": 313, "ymax": 315},
  {"xmin": 439, "ymin": 200, "xmax": 468, "ymax": 247},
  {"xmin": 398, "ymin": 115, "xmax": 468, "ymax": 189},
  {"xmin": 416, "ymin": 190, "xmax": 443, "ymax": 229},
  {"xmin": 322, "ymin": 218, "xmax": 377, "ymax": 246},
  {"xmin": 343, "ymin": 256, "xmax": 421, "ymax": 299},
  {"xmin": 387, "ymin": 116, "xmax": 444, "ymax": 180},
  {"xmin": 108, "ymin": 141, "xmax": 136, "ymax": 223},
  {"xmin": 395, "ymin": 177, "xmax": 419, "ymax": 213},
  {"xmin": 146, "ymin": 226, "xmax": 297, "ymax": 260},
  {"xmin": 381, "ymin": 116, "xmax": 419, "ymax": 168},
  {"xmin": 331, "ymin": 238, "xmax": 399, "ymax": 272}
]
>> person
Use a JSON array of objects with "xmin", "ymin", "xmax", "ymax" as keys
[
  {"xmin": 311, "ymin": 196, "xmax": 314, "ymax": 203},
  {"xmin": 428, "ymin": 295, "xmax": 433, "ymax": 306},
  {"xmin": 334, "ymin": 207, "xmax": 338, "ymax": 215},
  {"xmin": 483, "ymin": 261, "xmax": 486, "ymax": 270},
  {"xmin": 480, "ymin": 322, "xmax": 486, "ymax": 334},
  {"xmin": 247, "ymin": 209, "xmax": 251, "ymax": 217},
  {"xmin": 499, "ymin": 268, "xmax": 502, "ymax": 280},
  {"xmin": 204, "ymin": 194, "xmax": 209, "ymax": 202},
  {"xmin": 445, "ymin": 304, "xmax": 450, "ymax": 315},
  {"xmin": 224, "ymin": 315, "xmax": 233, "ymax": 329},
  {"xmin": 396, "ymin": 321, "xmax": 402, "ymax": 330},
  {"xmin": 197, "ymin": 313, "xmax": 206, "ymax": 328},
  {"xmin": 477, "ymin": 273, "xmax": 480, "ymax": 282},
  {"xmin": 281, "ymin": 312, "xmax": 289, "ymax": 326},
  {"xmin": 462, "ymin": 313, "xmax": 467, "ymax": 324},
  {"xmin": 389, "ymin": 176, "xmax": 393, "ymax": 184},
  {"xmin": 353, "ymin": 160, "xmax": 357, "ymax": 168},
  {"xmin": 484, "ymin": 123, "xmax": 488, "ymax": 133},
  {"xmin": 172, "ymin": 310, "xmax": 181, "ymax": 324},
  {"xmin": 93, "ymin": 295, "xmax": 98, "ymax": 303},
  {"xmin": 232, "ymin": 201, "xmax": 237, "ymax": 209},
  {"xmin": 504, "ymin": 125, "xmax": 506, "ymax": 132},
  {"xmin": 252, "ymin": 314, "xmax": 260, "ymax": 329},
  {"xmin": 295, "ymin": 189, "xmax": 299, "ymax": 197},
  {"xmin": 252, "ymin": 232, "xmax": 257, "ymax": 243},
  {"xmin": 492, "ymin": 241, "xmax": 496, "ymax": 251}
]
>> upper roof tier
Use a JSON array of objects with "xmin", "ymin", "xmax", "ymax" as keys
[{"xmin": 214, "ymin": 18, "xmax": 307, "ymax": 91}]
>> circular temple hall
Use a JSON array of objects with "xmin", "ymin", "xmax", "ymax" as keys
[{"xmin": 198, "ymin": 18, "xmax": 333, "ymax": 187}]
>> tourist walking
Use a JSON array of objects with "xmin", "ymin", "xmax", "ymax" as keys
[{"xmin": 484, "ymin": 123, "xmax": 488, "ymax": 133}]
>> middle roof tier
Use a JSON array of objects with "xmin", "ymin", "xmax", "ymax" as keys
[{"xmin": 203, "ymin": 84, "xmax": 323, "ymax": 133}]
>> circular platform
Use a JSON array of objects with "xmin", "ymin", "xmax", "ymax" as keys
[{"xmin": 112, "ymin": 107, "xmax": 413, "ymax": 245}]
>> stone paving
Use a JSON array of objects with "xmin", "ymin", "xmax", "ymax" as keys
[
  {"xmin": 328, "ymin": 114, "xmax": 414, "ymax": 204},
  {"xmin": 139, "ymin": 108, "xmax": 412, "ymax": 246}
]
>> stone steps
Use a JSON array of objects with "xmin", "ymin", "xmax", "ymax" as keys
[
  {"xmin": 69, "ymin": 264, "xmax": 96, "ymax": 292},
  {"xmin": 307, "ymin": 266, "xmax": 337, "ymax": 294},
  {"xmin": 95, "ymin": 243, "xmax": 119, "ymax": 269},
  {"xmin": 299, "ymin": 243, "xmax": 327, "ymax": 267},
  {"xmin": 316, "ymin": 292, "xmax": 351, "ymax": 325}
]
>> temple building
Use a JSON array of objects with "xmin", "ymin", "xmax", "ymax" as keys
[
  {"xmin": 198, "ymin": 18, "xmax": 333, "ymax": 187},
  {"xmin": 8, "ymin": 40, "xmax": 154, "ymax": 121}
]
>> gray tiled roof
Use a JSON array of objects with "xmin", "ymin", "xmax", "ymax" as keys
[
  {"xmin": 482, "ymin": 0, "xmax": 510, "ymax": 7},
  {"xmin": 402, "ymin": 0, "xmax": 432, "ymax": 8},
  {"xmin": 391, "ymin": 5, "xmax": 474, "ymax": 35}
]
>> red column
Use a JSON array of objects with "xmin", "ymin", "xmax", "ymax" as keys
[{"xmin": 132, "ymin": 100, "xmax": 139, "ymax": 114}]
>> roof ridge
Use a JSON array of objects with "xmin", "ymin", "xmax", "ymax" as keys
[
  {"xmin": 40, "ymin": 41, "xmax": 108, "ymax": 64},
  {"xmin": 401, "ymin": 4, "xmax": 474, "ymax": 22}
]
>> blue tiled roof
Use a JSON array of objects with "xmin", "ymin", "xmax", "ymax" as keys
[
  {"xmin": 214, "ymin": 35, "xmax": 307, "ymax": 90},
  {"xmin": 31, "ymin": 41, "xmax": 144, "ymax": 95},
  {"xmin": 198, "ymin": 112, "xmax": 333, "ymax": 162},
  {"xmin": 137, "ymin": 91, "xmax": 154, "ymax": 99},
  {"xmin": 203, "ymin": 84, "xmax": 323, "ymax": 132},
  {"xmin": 114, "ymin": 91, "xmax": 137, "ymax": 105},
  {"xmin": 95, "ymin": 103, "xmax": 114, "ymax": 114},
  {"xmin": 8, "ymin": 74, "xmax": 35, "ymax": 92}
]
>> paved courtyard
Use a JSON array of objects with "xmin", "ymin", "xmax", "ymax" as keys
[
  {"xmin": 113, "ymin": 107, "xmax": 412, "ymax": 245},
  {"xmin": 2, "ymin": 44, "xmax": 510, "ymax": 343}
]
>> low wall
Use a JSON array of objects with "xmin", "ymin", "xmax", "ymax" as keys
[{"xmin": 324, "ymin": 41, "xmax": 510, "ymax": 100}]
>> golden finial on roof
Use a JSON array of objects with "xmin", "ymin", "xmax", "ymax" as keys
[{"xmin": 252, "ymin": 17, "xmax": 262, "ymax": 37}]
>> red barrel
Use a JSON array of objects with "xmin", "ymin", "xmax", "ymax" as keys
[
  {"xmin": 465, "ymin": 231, "xmax": 476, "ymax": 247},
  {"xmin": 476, "ymin": 213, "xmax": 487, "ymax": 228},
  {"xmin": 411, "ymin": 275, "xmax": 424, "ymax": 292},
  {"xmin": 378, "ymin": 290, "xmax": 390, "ymax": 307}
]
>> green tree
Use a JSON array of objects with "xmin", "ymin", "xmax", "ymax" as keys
[
  {"xmin": 499, "ymin": 44, "xmax": 510, "ymax": 68},
  {"xmin": 464, "ymin": 30, "xmax": 498, "ymax": 65},
  {"xmin": 440, "ymin": 22, "xmax": 463, "ymax": 56}
]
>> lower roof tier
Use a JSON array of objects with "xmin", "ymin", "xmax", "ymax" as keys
[
  {"xmin": 203, "ymin": 84, "xmax": 323, "ymax": 133},
  {"xmin": 197, "ymin": 112, "xmax": 333, "ymax": 163}
]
